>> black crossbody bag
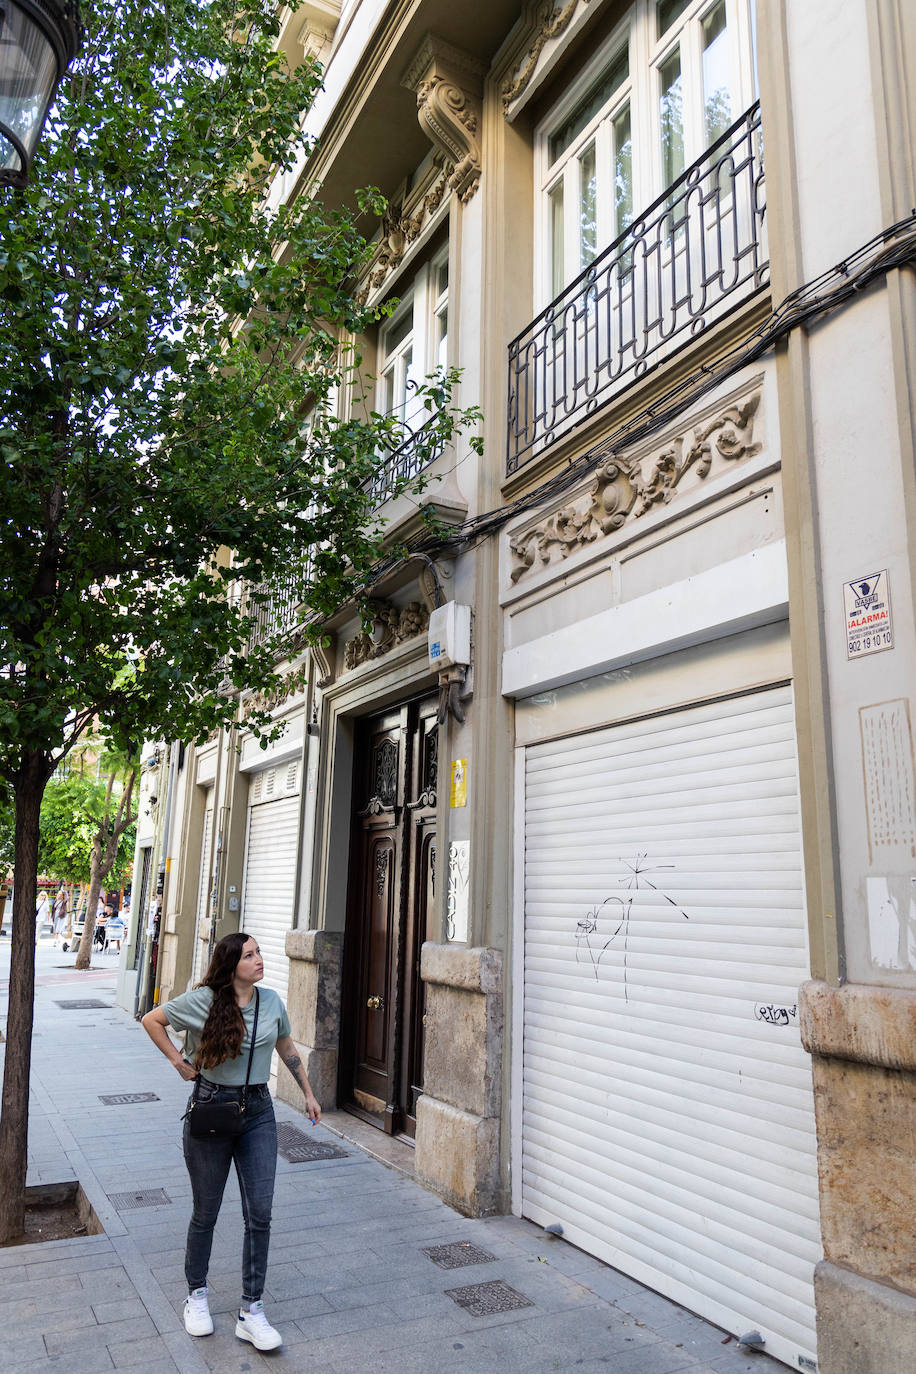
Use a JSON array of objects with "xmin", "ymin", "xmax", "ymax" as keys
[{"xmin": 186, "ymin": 989, "xmax": 260, "ymax": 1140}]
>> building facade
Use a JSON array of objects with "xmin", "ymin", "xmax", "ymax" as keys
[{"xmin": 120, "ymin": 3, "xmax": 916, "ymax": 1371}]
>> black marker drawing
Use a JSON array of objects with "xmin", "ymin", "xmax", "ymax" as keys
[
  {"xmin": 754, "ymin": 1003, "xmax": 798, "ymax": 1027},
  {"xmin": 575, "ymin": 853, "xmax": 689, "ymax": 1000}
]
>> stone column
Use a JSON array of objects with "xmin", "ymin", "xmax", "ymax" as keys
[
  {"xmin": 415, "ymin": 943, "xmax": 503, "ymax": 1215},
  {"xmin": 277, "ymin": 929, "xmax": 343, "ymax": 1110},
  {"xmin": 801, "ymin": 982, "xmax": 916, "ymax": 1372}
]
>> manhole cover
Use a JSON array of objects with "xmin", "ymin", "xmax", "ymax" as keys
[
  {"xmin": 55, "ymin": 1000, "xmax": 110, "ymax": 1009},
  {"xmin": 423, "ymin": 1241, "xmax": 497, "ymax": 1270},
  {"xmin": 109, "ymin": 1188, "xmax": 171, "ymax": 1210},
  {"xmin": 444, "ymin": 1280, "xmax": 534, "ymax": 1317},
  {"xmin": 276, "ymin": 1122, "xmax": 347, "ymax": 1163},
  {"xmin": 99, "ymin": 1092, "xmax": 160, "ymax": 1106}
]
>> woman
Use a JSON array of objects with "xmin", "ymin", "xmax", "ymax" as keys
[
  {"xmin": 51, "ymin": 888, "xmax": 68, "ymax": 947},
  {"xmin": 142, "ymin": 932, "xmax": 320, "ymax": 1351}
]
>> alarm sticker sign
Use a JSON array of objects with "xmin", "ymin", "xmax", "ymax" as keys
[{"xmin": 844, "ymin": 570, "xmax": 893, "ymax": 660}]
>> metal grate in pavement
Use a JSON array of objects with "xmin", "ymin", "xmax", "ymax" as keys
[
  {"xmin": 276, "ymin": 1122, "xmax": 348, "ymax": 1163},
  {"xmin": 55, "ymin": 999, "xmax": 111, "ymax": 1009},
  {"xmin": 109, "ymin": 1188, "xmax": 171, "ymax": 1210},
  {"xmin": 444, "ymin": 1279, "xmax": 534, "ymax": 1317},
  {"xmin": 423, "ymin": 1241, "xmax": 497, "ymax": 1270},
  {"xmin": 99, "ymin": 1092, "xmax": 160, "ymax": 1105}
]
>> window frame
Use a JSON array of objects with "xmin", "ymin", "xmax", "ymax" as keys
[
  {"xmin": 535, "ymin": 0, "xmax": 756, "ymax": 308},
  {"xmin": 376, "ymin": 243, "xmax": 450, "ymax": 433}
]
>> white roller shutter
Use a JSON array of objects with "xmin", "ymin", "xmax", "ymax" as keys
[
  {"xmin": 521, "ymin": 686, "xmax": 821, "ymax": 1373},
  {"xmin": 191, "ymin": 802, "xmax": 213, "ymax": 987},
  {"xmin": 241, "ymin": 763, "xmax": 300, "ymax": 1006}
]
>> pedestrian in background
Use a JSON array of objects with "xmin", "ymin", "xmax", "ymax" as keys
[
  {"xmin": 141, "ymin": 931, "xmax": 320, "ymax": 1351},
  {"xmin": 35, "ymin": 891, "xmax": 51, "ymax": 934},
  {"xmin": 51, "ymin": 888, "xmax": 68, "ymax": 947}
]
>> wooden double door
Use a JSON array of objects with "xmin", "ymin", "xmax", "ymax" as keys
[{"xmin": 340, "ymin": 694, "xmax": 438, "ymax": 1137}]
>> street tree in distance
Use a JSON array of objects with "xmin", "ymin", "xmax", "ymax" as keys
[
  {"xmin": 0, "ymin": 0, "xmax": 481, "ymax": 1242},
  {"xmin": 38, "ymin": 753, "xmax": 138, "ymax": 966}
]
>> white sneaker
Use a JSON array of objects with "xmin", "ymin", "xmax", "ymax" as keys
[
  {"xmin": 235, "ymin": 1300, "xmax": 282, "ymax": 1351},
  {"xmin": 183, "ymin": 1286, "xmax": 214, "ymax": 1337}
]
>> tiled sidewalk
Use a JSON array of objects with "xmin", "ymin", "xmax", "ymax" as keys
[{"xmin": 0, "ymin": 941, "xmax": 788, "ymax": 1374}]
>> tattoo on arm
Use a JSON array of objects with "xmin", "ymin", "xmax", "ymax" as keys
[{"xmin": 281, "ymin": 1049, "xmax": 307, "ymax": 1088}]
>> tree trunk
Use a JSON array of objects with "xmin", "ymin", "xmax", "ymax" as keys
[
  {"xmin": 0, "ymin": 752, "xmax": 49, "ymax": 1243},
  {"xmin": 75, "ymin": 769, "xmax": 136, "ymax": 971},
  {"xmin": 75, "ymin": 852, "xmax": 103, "ymax": 971}
]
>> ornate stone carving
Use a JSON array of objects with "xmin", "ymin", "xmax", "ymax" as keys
[
  {"xmin": 342, "ymin": 599, "xmax": 430, "ymax": 672},
  {"xmin": 295, "ymin": 1, "xmax": 341, "ymax": 64},
  {"xmin": 502, "ymin": 0, "xmax": 592, "ymax": 115},
  {"xmin": 630, "ymin": 393, "xmax": 761, "ymax": 516},
  {"xmin": 508, "ymin": 391, "xmax": 762, "ymax": 583},
  {"xmin": 353, "ymin": 159, "xmax": 450, "ymax": 308},
  {"xmin": 241, "ymin": 675, "xmax": 298, "ymax": 720},
  {"xmin": 402, "ymin": 37, "xmax": 485, "ymax": 204}
]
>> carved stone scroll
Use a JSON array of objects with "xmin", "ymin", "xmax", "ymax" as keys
[
  {"xmin": 502, "ymin": 0, "xmax": 592, "ymax": 115},
  {"xmin": 402, "ymin": 36, "xmax": 485, "ymax": 204},
  {"xmin": 343, "ymin": 600, "xmax": 430, "ymax": 672},
  {"xmin": 508, "ymin": 391, "xmax": 762, "ymax": 584},
  {"xmin": 354, "ymin": 160, "xmax": 450, "ymax": 306}
]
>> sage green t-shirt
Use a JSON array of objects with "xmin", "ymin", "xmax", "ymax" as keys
[{"xmin": 163, "ymin": 985, "xmax": 291, "ymax": 1085}]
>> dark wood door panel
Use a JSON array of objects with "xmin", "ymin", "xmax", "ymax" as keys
[{"xmin": 341, "ymin": 692, "xmax": 437, "ymax": 1135}]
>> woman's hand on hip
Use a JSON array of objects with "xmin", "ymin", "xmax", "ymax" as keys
[{"xmin": 175, "ymin": 1059, "xmax": 198, "ymax": 1082}]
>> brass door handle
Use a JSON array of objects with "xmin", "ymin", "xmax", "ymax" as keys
[{"xmin": 367, "ymin": 995, "xmax": 384, "ymax": 1010}]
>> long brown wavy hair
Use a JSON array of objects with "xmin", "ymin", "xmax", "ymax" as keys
[{"xmin": 194, "ymin": 931, "xmax": 254, "ymax": 1071}]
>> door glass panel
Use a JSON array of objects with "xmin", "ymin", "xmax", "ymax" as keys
[
  {"xmin": 702, "ymin": 1, "xmax": 731, "ymax": 144},
  {"xmin": 579, "ymin": 141, "xmax": 597, "ymax": 268},
  {"xmin": 549, "ymin": 180, "xmax": 565, "ymax": 296},
  {"xmin": 659, "ymin": 47, "xmax": 684, "ymax": 188},
  {"xmin": 613, "ymin": 104, "xmax": 633, "ymax": 239}
]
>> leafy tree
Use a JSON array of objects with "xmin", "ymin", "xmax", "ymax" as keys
[
  {"xmin": 0, "ymin": 0, "xmax": 479, "ymax": 1241},
  {"xmin": 37, "ymin": 764, "xmax": 138, "ymax": 964}
]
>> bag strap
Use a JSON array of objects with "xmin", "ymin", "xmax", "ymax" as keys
[{"xmin": 241, "ymin": 988, "xmax": 259, "ymax": 1111}]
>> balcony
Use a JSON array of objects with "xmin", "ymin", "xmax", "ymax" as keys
[
  {"xmin": 507, "ymin": 103, "xmax": 767, "ymax": 478},
  {"xmin": 364, "ymin": 413, "xmax": 445, "ymax": 508},
  {"xmin": 245, "ymin": 569, "xmax": 305, "ymax": 651}
]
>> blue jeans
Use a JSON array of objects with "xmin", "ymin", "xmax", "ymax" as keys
[{"xmin": 182, "ymin": 1081, "xmax": 277, "ymax": 1303}]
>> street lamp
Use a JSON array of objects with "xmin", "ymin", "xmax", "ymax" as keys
[{"xmin": 0, "ymin": 1, "xmax": 81, "ymax": 189}]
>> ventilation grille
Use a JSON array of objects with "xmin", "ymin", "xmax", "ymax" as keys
[
  {"xmin": 99, "ymin": 1092, "xmax": 160, "ymax": 1106},
  {"xmin": 275, "ymin": 1122, "xmax": 347, "ymax": 1163},
  {"xmin": 444, "ymin": 1280, "xmax": 534, "ymax": 1316},
  {"xmin": 109, "ymin": 1189, "xmax": 171, "ymax": 1211}
]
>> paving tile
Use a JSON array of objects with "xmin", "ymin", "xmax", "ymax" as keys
[
  {"xmin": 701, "ymin": 1350, "xmax": 789, "ymax": 1373},
  {"xmin": 28, "ymin": 1352, "xmax": 117, "ymax": 1374},
  {"xmin": 292, "ymin": 1298, "xmax": 397, "ymax": 1342},
  {"xmin": 107, "ymin": 1338, "xmax": 181, "ymax": 1371},
  {"xmin": 92, "ymin": 1296, "xmax": 150, "ymax": 1324},
  {"xmin": 43, "ymin": 1312, "xmax": 158, "ymax": 1356}
]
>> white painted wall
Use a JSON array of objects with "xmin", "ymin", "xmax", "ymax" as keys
[{"xmin": 784, "ymin": 2, "xmax": 916, "ymax": 984}]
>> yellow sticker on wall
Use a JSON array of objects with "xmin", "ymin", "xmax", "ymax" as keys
[{"xmin": 450, "ymin": 758, "xmax": 467, "ymax": 808}]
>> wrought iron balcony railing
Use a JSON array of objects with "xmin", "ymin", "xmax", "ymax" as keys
[
  {"xmin": 507, "ymin": 102, "xmax": 767, "ymax": 476},
  {"xmin": 246, "ymin": 568, "xmax": 305, "ymax": 651},
  {"xmin": 365, "ymin": 414, "xmax": 444, "ymax": 508}
]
